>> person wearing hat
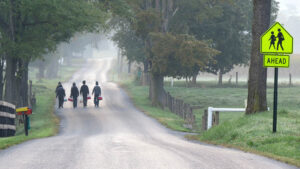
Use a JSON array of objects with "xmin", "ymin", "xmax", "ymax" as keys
[
  {"xmin": 80, "ymin": 80, "xmax": 89, "ymax": 107},
  {"xmin": 70, "ymin": 82, "xmax": 79, "ymax": 108},
  {"xmin": 277, "ymin": 28, "xmax": 284, "ymax": 51},
  {"xmin": 92, "ymin": 81, "xmax": 101, "ymax": 107},
  {"xmin": 56, "ymin": 84, "xmax": 65, "ymax": 109},
  {"xmin": 55, "ymin": 82, "xmax": 62, "ymax": 95}
]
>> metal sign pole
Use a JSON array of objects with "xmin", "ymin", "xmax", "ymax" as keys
[{"xmin": 273, "ymin": 67, "xmax": 278, "ymax": 133}]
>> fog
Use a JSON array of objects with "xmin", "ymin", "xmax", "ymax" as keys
[
  {"xmin": 30, "ymin": 0, "xmax": 300, "ymax": 85},
  {"xmin": 277, "ymin": 0, "xmax": 300, "ymax": 54}
]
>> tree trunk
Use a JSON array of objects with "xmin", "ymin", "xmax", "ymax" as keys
[
  {"xmin": 150, "ymin": 73, "xmax": 165, "ymax": 107},
  {"xmin": 0, "ymin": 57, "xmax": 4, "ymax": 100},
  {"xmin": 128, "ymin": 61, "xmax": 131, "ymax": 74},
  {"xmin": 155, "ymin": 0, "xmax": 160, "ymax": 11},
  {"xmin": 246, "ymin": 0, "xmax": 271, "ymax": 114},
  {"xmin": 15, "ymin": 59, "xmax": 23, "ymax": 107},
  {"xmin": 4, "ymin": 0, "xmax": 17, "ymax": 104},
  {"xmin": 185, "ymin": 77, "xmax": 188, "ymax": 88},
  {"xmin": 120, "ymin": 54, "xmax": 123, "ymax": 75},
  {"xmin": 19, "ymin": 59, "xmax": 29, "ymax": 107},
  {"xmin": 4, "ymin": 57, "xmax": 17, "ymax": 104},
  {"xmin": 46, "ymin": 59, "xmax": 59, "ymax": 78},
  {"xmin": 145, "ymin": 0, "xmax": 152, "ymax": 9},
  {"xmin": 142, "ymin": 60, "xmax": 150, "ymax": 85},
  {"xmin": 161, "ymin": 0, "xmax": 167, "ymax": 32},
  {"xmin": 192, "ymin": 73, "xmax": 197, "ymax": 86},
  {"xmin": 218, "ymin": 69, "xmax": 223, "ymax": 85},
  {"xmin": 38, "ymin": 60, "xmax": 45, "ymax": 81}
]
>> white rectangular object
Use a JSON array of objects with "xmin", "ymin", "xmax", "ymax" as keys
[{"xmin": 207, "ymin": 107, "xmax": 245, "ymax": 129}]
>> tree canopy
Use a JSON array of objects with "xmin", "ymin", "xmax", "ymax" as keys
[{"xmin": 0, "ymin": 0, "xmax": 109, "ymax": 105}]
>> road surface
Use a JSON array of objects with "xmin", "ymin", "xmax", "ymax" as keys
[{"xmin": 0, "ymin": 58, "xmax": 298, "ymax": 169}]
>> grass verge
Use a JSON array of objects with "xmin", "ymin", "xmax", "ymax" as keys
[
  {"xmin": 0, "ymin": 59, "xmax": 85, "ymax": 149},
  {"xmin": 120, "ymin": 81, "xmax": 191, "ymax": 132},
  {"xmin": 121, "ymin": 80, "xmax": 300, "ymax": 167}
]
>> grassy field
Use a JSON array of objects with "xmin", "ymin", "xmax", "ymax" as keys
[
  {"xmin": 121, "ymin": 79, "xmax": 300, "ymax": 167},
  {"xmin": 0, "ymin": 59, "xmax": 85, "ymax": 149}
]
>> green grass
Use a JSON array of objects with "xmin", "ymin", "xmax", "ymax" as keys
[
  {"xmin": 121, "ymin": 79, "xmax": 300, "ymax": 167},
  {"xmin": 0, "ymin": 59, "xmax": 85, "ymax": 149}
]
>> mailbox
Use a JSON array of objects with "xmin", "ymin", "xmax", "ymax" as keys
[
  {"xmin": 16, "ymin": 107, "xmax": 32, "ymax": 115},
  {"xmin": 16, "ymin": 107, "xmax": 32, "ymax": 136}
]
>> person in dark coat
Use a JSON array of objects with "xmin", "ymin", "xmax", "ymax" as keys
[
  {"xmin": 70, "ymin": 82, "xmax": 79, "ymax": 108},
  {"xmin": 80, "ymin": 80, "xmax": 89, "ymax": 107},
  {"xmin": 56, "ymin": 85, "xmax": 66, "ymax": 109},
  {"xmin": 55, "ymin": 82, "xmax": 62, "ymax": 95},
  {"xmin": 92, "ymin": 81, "xmax": 101, "ymax": 107}
]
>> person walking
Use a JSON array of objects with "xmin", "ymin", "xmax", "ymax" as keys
[
  {"xmin": 269, "ymin": 31, "xmax": 276, "ymax": 49},
  {"xmin": 70, "ymin": 82, "xmax": 79, "ymax": 108},
  {"xmin": 80, "ymin": 80, "xmax": 89, "ymax": 107},
  {"xmin": 55, "ymin": 82, "xmax": 62, "ymax": 95},
  {"xmin": 92, "ymin": 81, "xmax": 101, "ymax": 107},
  {"xmin": 56, "ymin": 84, "xmax": 66, "ymax": 109},
  {"xmin": 277, "ymin": 28, "xmax": 284, "ymax": 51}
]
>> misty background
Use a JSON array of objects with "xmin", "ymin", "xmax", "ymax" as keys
[
  {"xmin": 278, "ymin": 0, "xmax": 300, "ymax": 54},
  {"xmin": 32, "ymin": 0, "xmax": 300, "ymax": 85}
]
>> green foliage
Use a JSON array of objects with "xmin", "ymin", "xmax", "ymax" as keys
[
  {"xmin": 0, "ymin": 59, "xmax": 84, "ymax": 149},
  {"xmin": 134, "ymin": 9, "xmax": 161, "ymax": 40},
  {"xmin": 193, "ymin": 0, "xmax": 252, "ymax": 74},
  {"xmin": 0, "ymin": 0, "xmax": 107, "ymax": 61},
  {"xmin": 150, "ymin": 32, "xmax": 219, "ymax": 77},
  {"xmin": 113, "ymin": 26, "xmax": 146, "ymax": 63}
]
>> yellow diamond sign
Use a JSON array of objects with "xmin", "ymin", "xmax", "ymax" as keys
[{"xmin": 261, "ymin": 22, "xmax": 293, "ymax": 54}]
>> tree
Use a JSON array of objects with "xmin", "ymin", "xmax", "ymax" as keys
[
  {"xmin": 246, "ymin": 0, "xmax": 271, "ymax": 114},
  {"xmin": 169, "ymin": 0, "xmax": 253, "ymax": 85},
  {"xmin": 0, "ymin": 0, "xmax": 107, "ymax": 106},
  {"xmin": 149, "ymin": 33, "xmax": 219, "ymax": 106},
  {"xmin": 111, "ymin": 0, "xmax": 220, "ymax": 106},
  {"xmin": 112, "ymin": 20, "xmax": 147, "ymax": 67}
]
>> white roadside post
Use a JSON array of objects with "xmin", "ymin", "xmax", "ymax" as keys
[
  {"xmin": 207, "ymin": 107, "xmax": 246, "ymax": 130},
  {"xmin": 207, "ymin": 107, "xmax": 213, "ymax": 129}
]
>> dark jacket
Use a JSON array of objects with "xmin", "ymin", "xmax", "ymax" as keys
[
  {"xmin": 56, "ymin": 87, "xmax": 66, "ymax": 98},
  {"xmin": 92, "ymin": 86, "xmax": 101, "ymax": 96},
  {"xmin": 80, "ymin": 84, "xmax": 89, "ymax": 97},
  {"xmin": 71, "ymin": 86, "xmax": 79, "ymax": 98},
  {"xmin": 55, "ymin": 84, "xmax": 62, "ymax": 94}
]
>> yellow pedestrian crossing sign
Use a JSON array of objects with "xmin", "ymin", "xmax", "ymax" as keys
[{"xmin": 261, "ymin": 22, "xmax": 293, "ymax": 54}]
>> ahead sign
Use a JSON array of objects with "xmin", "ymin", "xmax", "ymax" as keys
[
  {"xmin": 261, "ymin": 22, "xmax": 293, "ymax": 54},
  {"xmin": 263, "ymin": 55, "xmax": 290, "ymax": 68},
  {"xmin": 260, "ymin": 22, "xmax": 294, "ymax": 133}
]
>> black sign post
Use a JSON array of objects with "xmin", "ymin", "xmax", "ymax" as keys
[
  {"xmin": 273, "ymin": 68, "xmax": 278, "ymax": 133},
  {"xmin": 261, "ymin": 22, "xmax": 293, "ymax": 133}
]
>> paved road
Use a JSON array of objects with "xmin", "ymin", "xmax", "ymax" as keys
[{"xmin": 0, "ymin": 58, "xmax": 298, "ymax": 169}]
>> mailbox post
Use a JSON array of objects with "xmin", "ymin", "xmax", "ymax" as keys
[{"xmin": 16, "ymin": 107, "xmax": 32, "ymax": 136}]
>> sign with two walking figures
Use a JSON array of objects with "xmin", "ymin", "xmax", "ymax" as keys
[
  {"xmin": 261, "ymin": 22, "xmax": 293, "ymax": 54},
  {"xmin": 261, "ymin": 22, "xmax": 293, "ymax": 68},
  {"xmin": 260, "ymin": 22, "xmax": 293, "ymax": 133}
]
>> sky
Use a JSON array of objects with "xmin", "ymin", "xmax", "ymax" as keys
[
  {"xmin": 277, "ymin": 0, "xmax": 300, "ymax": 53},
  {"xmin": 277, "ymin": 0, "xmax": 300, "ymax": 22}
]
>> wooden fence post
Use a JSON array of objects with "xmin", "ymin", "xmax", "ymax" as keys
[
  {"xmin": 289, "ymin": 73, "xmax": 292, "ymax": 87},
  {"xmin": 236, "ymin": 72, "xmax": 238, "ymax": 87},
  {"xmin": 215, "ymin": 111, "xmax": 219, "ymax": 125},
  {"xmin": 213, "ymin": 111, "xmax": 220, "ymax": 126},
  {"xmin": 202, "ymin": 109, "xmax": 208, "ymax": 131}
]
